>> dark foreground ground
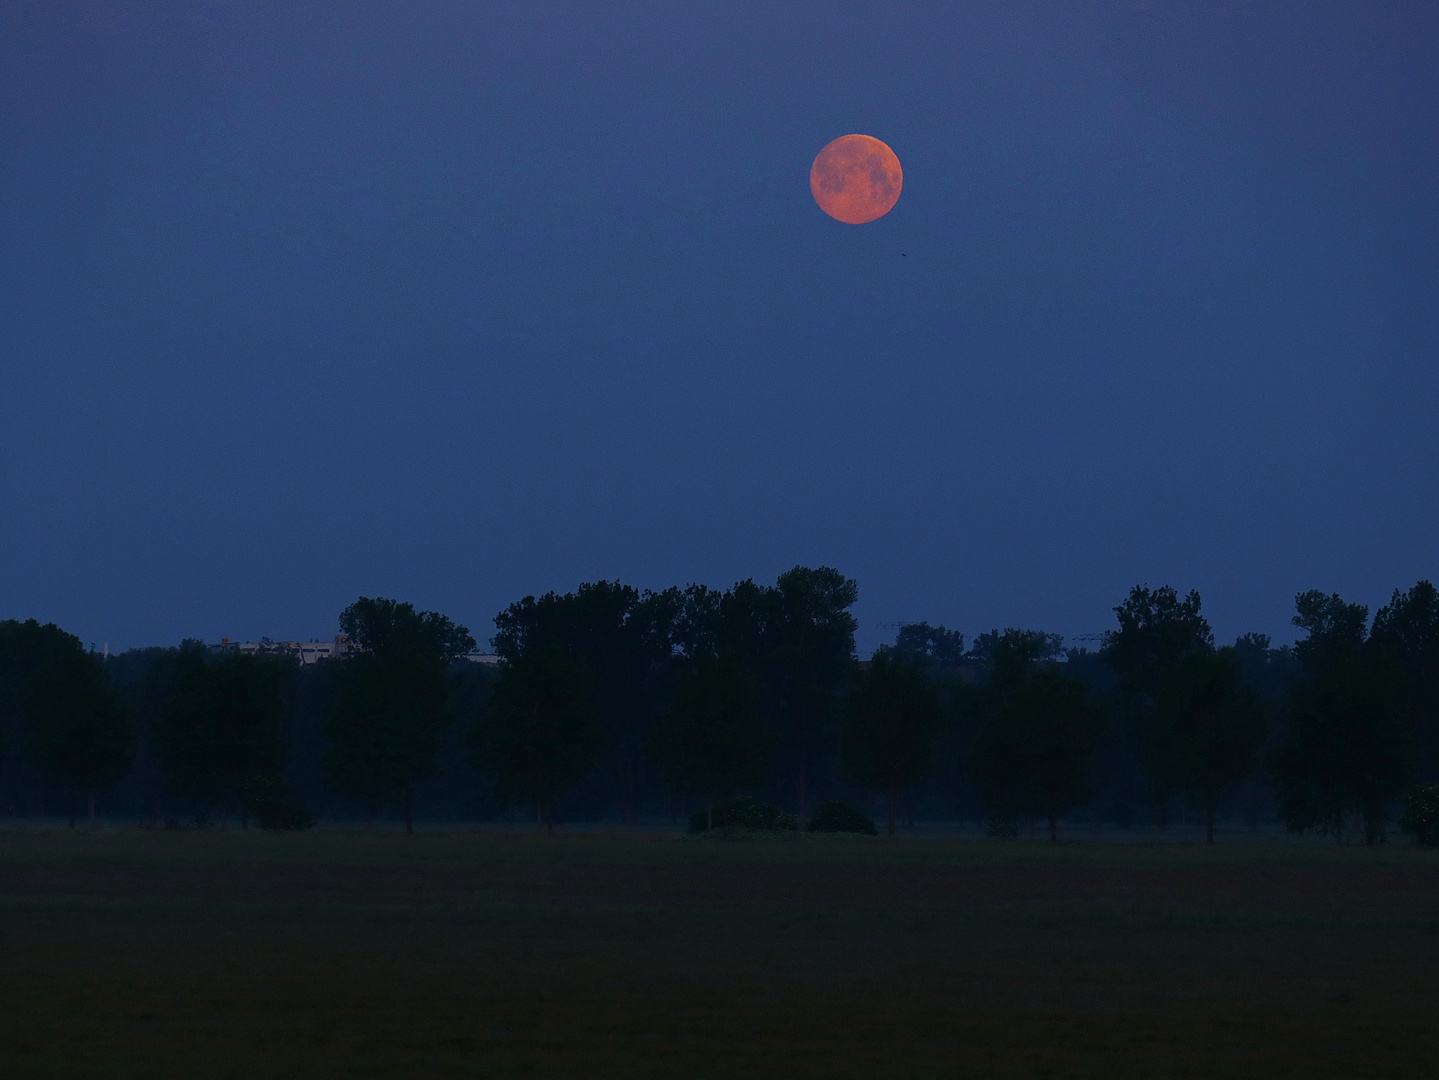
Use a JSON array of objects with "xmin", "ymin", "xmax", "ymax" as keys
[{"xmin": 1, "ymin": 828, "xmax": 1436, "ymax": 1078}]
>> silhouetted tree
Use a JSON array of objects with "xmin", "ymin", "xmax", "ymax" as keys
[
  {"xmin": 1270, "ymin": 591, "xmax": 1414, "ymax": 844},
  {"xmin": 970, "ymin": 665, "xmax": 1105, "ymax": 841},
  {"xmin": 770, "ymin": 566, "xmax": 859, "ymax": 816},
  {"xmin": 1102, "ymin": 585, "xmax": 1214, "ymax": 708},
  {"xmin": 1149, "ymin": 648, "xmax": 1265, "ymax": 842},
  {"xmin": 1370, "ymin": 581, "xmax": 1439, "ymax": 777},
  {"xmin": 0, "ymin": 619, "xmax": 89, "ymax": 773},
  {"xmin": 970, "ymin": 628, "xmax": 1065, "ymax": 671},
  {"xmin": 1100, "ymin": 586, "xmax": 1214, "ymax": 823},
  {"xmin": 892, "ymin": 623, "xmax": 967, "ymax": 672},
  {"xmin": 155, "ymin": 647, "xmax": 289, "ymax": 823},
  {"xmin": 492, "ymin": 581, "xmax": 679, "ymax": 822},
  {"xmin": 650, "ymin": 651, "xmax": 768, "ymax": 830},
  {"xmin": 841, "ymin": 650, "xmax": 943, "ymax": 836},
  {"xmin": 119, "ymin": 642, "xmax": 203, "ymax": 825},
  {"xmin": 1291, "ymin": 590, "xmax": 1369, "ymax": 674},
  {"xmin": 1272, "ymin": 647, "xmax": 1412, "ymax": 844},
  {"xmin": 471, "ymin": 644, "xmax": 600, "ymax": 833},
  {"xmin": 325, "ymin": 597, "xmax": 475, "ymax": 833},
  {"xmin": 23, "ymin": 647, "xmax": 132, "ymax": 826},
  {"xmin": 1229, "ymin": 632, "xmax": 1292, "ymax": 699},
  {"xmin": 673, "ymin": 579, "xmax": 781, "ymax": 666}
]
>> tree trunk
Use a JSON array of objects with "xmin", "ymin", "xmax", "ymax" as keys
[
  {"xmin": 403, "ymin": 786, "xmax": 414, "ymax": 835},
  {"xmin": 886, "ymin": 787, "xmax": 896, "ymax": 838}
]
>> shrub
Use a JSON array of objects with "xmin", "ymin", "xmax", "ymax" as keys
[
  {"xmin": 1399, "ymin": 785, "xmax": 1439, "ymax": 847},
  {"xmin": 807, "ymin": 802, "xmax": 877, "ymax": 835},
  {"xmin": 688, "ymin": 796, "xmax": 798, "ymax": 834}
]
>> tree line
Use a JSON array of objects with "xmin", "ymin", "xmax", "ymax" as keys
[{"xmin": 1, "ymin": 571, "xmax": 1436, "ymax": 843}]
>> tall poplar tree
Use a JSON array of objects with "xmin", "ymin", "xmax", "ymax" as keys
[{"xmin": 325, "ymin": 597, "xmax": 475, "ymax": 833}]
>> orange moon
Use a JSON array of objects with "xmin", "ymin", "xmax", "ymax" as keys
[{"xmin": 810, "ymin": 134, "xmax": 903, "ymax": 224}]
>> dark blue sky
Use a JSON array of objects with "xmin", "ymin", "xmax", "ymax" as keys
[{"xmin": 1, "ymin": 1, "xmax": 1436, "ymax": 654}]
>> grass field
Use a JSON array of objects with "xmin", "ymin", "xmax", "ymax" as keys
[{"xmin": 1, "ymin": 827, "xmax": 1437, "ymax": 1078}]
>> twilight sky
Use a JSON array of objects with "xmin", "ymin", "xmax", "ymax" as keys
[{"xmin": 1, "ymin": 1, "xmax": 1436, "ymax": 654}]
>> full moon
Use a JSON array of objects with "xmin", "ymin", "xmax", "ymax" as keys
[{"xmin": 810, "ymin": 134, "xmax": 903, "ymax": 224}]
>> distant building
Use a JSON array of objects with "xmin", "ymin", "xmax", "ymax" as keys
[
  {"xmin": 208, "ymin": 637, "xmax": 499, "ymax": 667},
  {"xmin": 209, "ymin": 635, "xmax": 352, "ymax": 665}
]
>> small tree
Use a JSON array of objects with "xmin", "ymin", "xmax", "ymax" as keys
[
  {"xmin": 470, "ymin": 644, "xmax": 600, "ymax": 833},
  {"xmin": 841, "ymin": 651, "xmax": 943, "ymax": 836},
  {"xmin": 650, "ymin": 652, "xmax": 769, "ymax": 831},
  {"xmin": 970, "ymin": 666, "xmax": 1105, "ymax": 841},
  {"xmin": 23, "ymin": 649, "xmax": 132, "ymax": 826},
  {"xmin": 1271, "ymin": 647, "xmax": 1412, "ymax": 844},
  {"xmin": 325, "ymin": 597, "xmax": 475, "ymax": 833},
  {"xmin": 155, "ymin": 649, "xmax": 289, "ymax": 824},
  {"xmin": 1149, "ymin": 649, "xmax": 1266, "ymax": 843}
]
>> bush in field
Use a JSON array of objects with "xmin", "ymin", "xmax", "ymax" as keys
[
  {"xmin": 688, "ymin": 795, "xmax": 798, "ymax": 834},
  {"xmin": 807, "ymin": 801, "xmax": 877, "ymax": 835},
  {"xmin": 1399, "ymin": 785, "xmax": 1439, "ymax": 847}
]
